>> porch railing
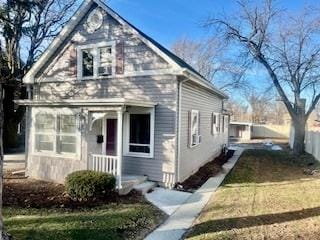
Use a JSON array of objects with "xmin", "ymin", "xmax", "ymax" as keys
[{"xmin": 89, "ymin": 154, "xmax": 118, "ymax": 176}]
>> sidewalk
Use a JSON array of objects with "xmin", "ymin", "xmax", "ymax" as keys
[{"xmin": 145, "ymin": 148, "xmax": 244, "ymax": 240}]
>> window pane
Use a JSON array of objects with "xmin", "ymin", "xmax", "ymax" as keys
[
  {"xmin": 129, "ymin": 145, "xmax": 150, "ymax": 153},
  {"xmin": 58, "ymin": 136, "xmax": 76, "ymax": 153},
  {"xmin": 35, "ymin": 134, "xmax": 54, "ymax": 151},
  {"xmin": 82, "ymin": 49, "xmax": 94, "ymax": 77},
  {"xmin": 60, "ymin": 115, "xmax": 76, "ymax": 133},
  {"xmin": 98, "ymin": 47, "xmax": 112, "ymax": 76},
  {"xmin": 129, "ymin": 114, "xmax": 150, "ymax": 145},
  {"xmin": 191, "ymin": 112, "xmax": 198, "ymax": 135},
  {"xmin": 35, "ymin": 114, "xmax": 54, "ymax": 133}
]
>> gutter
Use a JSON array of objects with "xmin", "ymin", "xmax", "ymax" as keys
[{"xmin": 176, "ymin": 77, "xmax": 189, "ymax": 183}]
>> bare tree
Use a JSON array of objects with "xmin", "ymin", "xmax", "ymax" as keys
[
  {"xmin": 226, "ymin": 99, "xmax": 250, "ymax": 122},
  {"xmin": 171, "ymin": 36, "xmax": 248, "ymax": 92},
  {"xmin": 0, "ymin": 0, "xmax": 77, "ymax": 238},
  {"xmin": 0, "ymin": 0, "xmax": 78, "ymax": 149},
  {"xmin": 243, "ymin": 86, "xmax": 273, "ymax": 124},
  {"xmin": 208, "ymin": 0, "xmax": 320, "ymax": 154}
]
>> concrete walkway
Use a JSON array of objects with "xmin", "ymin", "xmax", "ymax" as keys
[
  {"xmin": 145, "ymin": 148, "xmax": 244, "ymax": 240},
  {"xmin": 146, "ymin": 188, "xmax": 192, "ymax": 215}
]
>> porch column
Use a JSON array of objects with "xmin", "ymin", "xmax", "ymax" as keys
[{"xmin": 117, "ymin": 109, "xmax": 123, "ymax": 189}]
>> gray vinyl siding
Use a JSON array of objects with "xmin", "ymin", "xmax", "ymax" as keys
[
  {"xmin": 25, "ymin": 3, "xmax": 178, "ymax": 184},
  {"xmin": 35, "ymin": 3, "xmax": 170, "ymax": 82},
  {"xmin": 27, "ymin": 75, "xmax": 177, "ymax": 183},
  {"xmin": 178, "ymin": 81, "xmax": 228, "ymax": 182},
  {"xmin": 24, "ymin": 2, "xmax": 228, "ymax": 186}
]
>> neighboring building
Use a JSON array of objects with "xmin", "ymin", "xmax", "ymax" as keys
[
  {"xmin": 229, "ymin": 122, "xmax": 252, "ymax": 140},
  {"xmin": 17, "ymin": 0, "xmax": 229, "ymax": 189}
]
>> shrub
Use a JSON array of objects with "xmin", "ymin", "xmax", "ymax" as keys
[{"xmin": 65, "ymin": 170, "xmax": 116, "ymax": 200}]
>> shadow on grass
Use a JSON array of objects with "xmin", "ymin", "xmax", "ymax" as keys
[
  {"xmin": 6, "ymin": 228, "xmax": 125, "ymax": 240},
  {"xmin": 4, "ymin": 205, "xmax": 161, "ymax": 240},
  {"xmin": 188, "ymin": 206, "xmax": 320, "ymax": 238}
]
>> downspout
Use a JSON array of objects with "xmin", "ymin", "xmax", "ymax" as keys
[{"xmin": 176, "ymin": 76, "xmax": 189, "ymax": 183}]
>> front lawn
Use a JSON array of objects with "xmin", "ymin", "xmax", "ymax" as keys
[
  {"xmin": 3, "ymin": 174, "xmax": 165, "ymax": 240},
  {"xmin": 186, "ymin": 149, "xmax": 320, "ymax": 240}
]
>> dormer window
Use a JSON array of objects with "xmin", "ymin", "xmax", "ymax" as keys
[{"xmin": 77, "ymin": 41, "xmax": 115, "ymax": 79}]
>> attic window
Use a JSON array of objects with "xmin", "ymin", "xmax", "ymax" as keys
[{"xmin": 77, "ymin": 42, "xmax": 115, "ymax": 79}]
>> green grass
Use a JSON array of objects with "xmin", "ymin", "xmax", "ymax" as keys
[
  {"xmin": 4, "ymin": 203, "xmax": 164, "ymax": 240},
  {"xmin": 186, "ymin": 149, "xmax": 320, "ymax": 240}
]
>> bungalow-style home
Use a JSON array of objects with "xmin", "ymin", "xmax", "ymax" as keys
[{"xmin": 17, "ymin": 0, "xmax": 229, "ymax": 189}]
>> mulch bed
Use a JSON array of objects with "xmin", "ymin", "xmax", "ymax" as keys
[
  {"xmin": 176, "ymin": 150, "xmax": 235, "ymax": 192},
  {"xmin": 4, "ymin": 171, "xmax": 143, "ymax": 209}
]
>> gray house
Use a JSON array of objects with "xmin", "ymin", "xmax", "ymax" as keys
[{"xmin": 17, "ymin": 0, "xmax": 229, "ymax": 189}]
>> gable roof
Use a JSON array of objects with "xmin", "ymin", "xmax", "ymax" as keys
[{"xmin": 23, "ymin": 0, "xmax": 227, "ymax": 99}]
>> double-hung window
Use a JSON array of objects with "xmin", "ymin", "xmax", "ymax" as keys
[
  {"xmin": 124, "ymin": 108, "xmax": 155, "ymax": 158},
  {"xmin": 224, "ymin": 115, "xmax": 229, "ymax": 133},
  {"xmin": 190, "ymin": 110, "xmax": 201, "ymax": 147},
  {"xmin": 34, "ymin": 111, "xmax": 78, "ymax": 156},
  {"xmin": 82, "ymin": 49, "xmax": 94, "ymax": 77},
  {"xmin": 57, "ymin": 115, "xmax": 77, "ymax": 154},
  {"xmin": 78, "ymin": 42, "xmax": 115, "ymax": 79},
  {"xmin": 35, "ymin": 114, "xmax": 55, "ymax": 152},
  {"xmin": 212, "ymin": 113, "xmax": 221, "ymax": 135}
]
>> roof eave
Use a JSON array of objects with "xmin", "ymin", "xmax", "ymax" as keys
[
  {"xmin": 15, "ymin": 98, "xmax": 157, "ymax": 108},
  {"xmin": 181, "ymin": 69, "xmax": 229, "ymax": 99}
]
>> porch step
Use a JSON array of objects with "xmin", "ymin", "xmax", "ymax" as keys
[
  {"xmin": 118, "ymin": 175, "xmax": 148, "ymax": 195},
  {"xmin": 133, "ymin": 181, "xmax": 157, "ymax": 195}
]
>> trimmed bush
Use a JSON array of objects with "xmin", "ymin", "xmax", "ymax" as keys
[{"xmin": 65, "ymin": 170, "xmax": 116, "ymax": 200}]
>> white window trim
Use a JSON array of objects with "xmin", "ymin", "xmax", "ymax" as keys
[
  {"xmin": 123, "ymin": 107, "xmax": 155, "ymax": 158},
  {"xmin": 31, "ymin": 108, "xmax": 81, "ymax": 159},
  {"xmin": 77, "ymin": 41, "xmax": 116, "ymax": 80},
  {"xmin": 190, "ymin": 109, "xmax": 201, "ymax": 148}
]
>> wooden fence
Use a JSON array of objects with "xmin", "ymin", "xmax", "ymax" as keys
[
  {"xmin": 252, "ymin": 124, "xmax": 290, "ymax": 139},
  {"xmin": 290, "ymin": 127, "xmax": 320, "ymax": 161}
]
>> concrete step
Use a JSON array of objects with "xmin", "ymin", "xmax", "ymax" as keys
[
  {"xmin": 118, "ymin": 175, "xmax": 148, "ymax": 195},
  {"xmin": 133, "ymin": 181, "xmax": 157, "ymax": 195}
]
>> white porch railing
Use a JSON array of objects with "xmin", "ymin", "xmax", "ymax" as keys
[{"xmin": 89, "ymin": 154, "xmax": 118, "ymax": 176}]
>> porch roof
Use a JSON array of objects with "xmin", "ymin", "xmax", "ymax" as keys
[{"xmin": 15, "ymin": 98, "xmax": 157, "ymax": 108}]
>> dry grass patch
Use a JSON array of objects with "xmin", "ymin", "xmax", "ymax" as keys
[{"xmin": 186, "ymin": 149, "xmax": 320, "ymax": 240}]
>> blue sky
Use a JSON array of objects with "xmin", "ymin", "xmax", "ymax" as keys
[
  {"xmin": 107, "ymin": 0, "xmax": 318, "ymax": 48},
  {"xmin": 106, "ymin": 0, "xmax": 320, "ymax": 98}
]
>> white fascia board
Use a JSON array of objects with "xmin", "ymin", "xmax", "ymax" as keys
[
  {"xmin": 23, "ymin": 0, "xmax": 93, "ymax": 84},
  {"xmin": 181, "ymin": 68, "xmax": 229, "ymax": 99},
  {"xmin": 230, "ymin": 121, "xmax": 253, "ymax": 126},
  {"xmin": 15, "ymin": 98, "xmax": 157, "ymax": 108}
]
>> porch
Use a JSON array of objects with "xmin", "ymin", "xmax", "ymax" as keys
[
  {"xmin": 86, "ymin": 98, "xmax": 156, "ymax": 191},
  {"xmin": 87, "ymin": 154, "xmax": 148, "ymax": 192},
  {"xmin": 16, "ymin": 98, "xmax": 157, "ymax": 188}
]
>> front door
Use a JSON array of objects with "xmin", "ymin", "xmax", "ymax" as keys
[{"xmin": 106, "ymin": 119, "xmax": 117, "ymax": 156}]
